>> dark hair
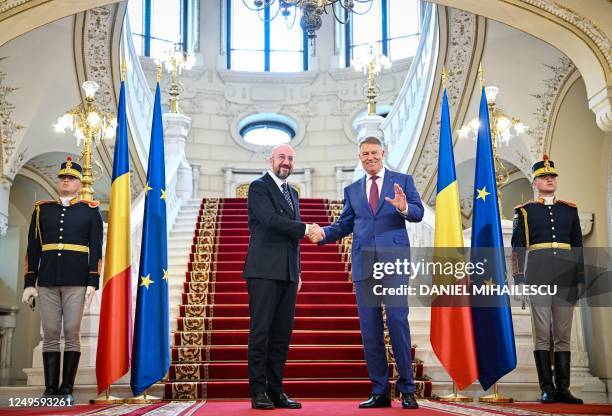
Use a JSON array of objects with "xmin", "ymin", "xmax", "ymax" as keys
[{"xmin": 359, "ymin": 136, "xmax": 383, "ymax": 148}]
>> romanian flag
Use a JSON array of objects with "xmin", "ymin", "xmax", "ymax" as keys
[
  {"xmin": 470, "ymin": 86, "xmax": 517, "ymax": 389},
  {"xmin": 430, "ymin": 89, "xmax": 478, "ymax": 390},
  {"xmin": 130, "ymin": 82, "xmax": 170, "ymax": 396},
  {"xmin": 96, "ymin": 80, "xmax": 132, "ymax": 394}
]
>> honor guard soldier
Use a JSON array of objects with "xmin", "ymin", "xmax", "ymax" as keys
[
  {"xmin": 21, "ymin": 156, "xmax": 103, "ymax": 403},
  {"xmin": 511, "ymin": 155, "xmax": 583, "ymax": 405}
]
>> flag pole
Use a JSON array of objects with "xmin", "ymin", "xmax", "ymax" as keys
[
  {"xmin": 479, "ymin": 383, "xmax": 513, "ymax": 403},
  {"xmin": 437, "ymin": 382, "xmax": 473, "ymax": 402},
  {"xmin": 90, "ymin": 386, "xmax": 125, "ymax": 404}
]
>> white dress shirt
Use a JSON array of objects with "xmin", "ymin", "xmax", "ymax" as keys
[
  {"xmin": 60, "ymin": 196, "xmax": 77, "ymax": 207},
  {"xmin": 267, "ymin": 170, "xmax": 309, "ymax": 236},
  {"xmin": 365, "ymin": 167, "xmax": 408, "ymax": 215}
]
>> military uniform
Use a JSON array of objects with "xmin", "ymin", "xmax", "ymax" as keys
[
  {"xmin": 511, "ymin": 156, "xmax": 583, "ymax": 405},
  {"xmin": 23, "ymin": 157, "xmax": 103, "ymax": 399}
]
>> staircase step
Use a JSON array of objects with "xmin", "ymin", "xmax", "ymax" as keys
[
  {"xmin": 179, "ymin": 304, "xmax": 358, "ymax": 318},
  {"xmin": 181, "ymin": 292, "xmax": 356, "ymax": 305},
  {"xmin": 173, "ymin": 330, "xmax": 364, "ymax": 346},
  {"xmin": 176, "ymin": 316, "xmax": 360, "ymax": 331},
  {"xmin": 188, "ymin": 261, "xmax": 348, "ymax": 273},
  {"xmin": 185, "ymin": 270, "xmax": 351, "ymax": 282},
  {"xmin": 171, "ymin": 345, "xmax": 367, "ymax": 362},
  {"xmin": 190, "ymin": 252, "xmax": 344, "ymax": 263},
  {"xmin": 183, "ymin": 281, "xmax": 353, "ymax": 293},
  {"xmin": 168, "ymin": 361, "xmax": 382, "ymax": 381}
]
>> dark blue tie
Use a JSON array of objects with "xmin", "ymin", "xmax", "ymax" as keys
[{"xmin": 281, "ymin": 183, "xmax": 294, "ymax": 211}]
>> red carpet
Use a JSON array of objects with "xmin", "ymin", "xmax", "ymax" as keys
[
  {"xmin": 2, "ymin": 400, "xmax": 611, "ymax": 415},
  {"xmin": 165, "ymin": 197, "xmax": 432, "ymax": 400},
  {"xmin": 500, "ymin": 402, "xmax": 612, "ymax": 414}
]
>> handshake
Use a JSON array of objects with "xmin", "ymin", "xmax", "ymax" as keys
[{"xmin": 306, "ymin": 223, "xmax": 325, "ymax": 243}]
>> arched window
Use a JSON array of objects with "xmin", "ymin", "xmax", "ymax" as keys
[
  {"xmin": 345, "ymin": 0, "xmax": 422, "ymax": 66},
  {"xmin": 128, "ymin": 0, "xmax": 199, "ymax": 60},
  {"xmin": 238, "ymin": 113, "xmax": 297, "ymax": 147},
  {"xmin": 227, "ymin": 0, "xmax": 308, "ymax": 72}
]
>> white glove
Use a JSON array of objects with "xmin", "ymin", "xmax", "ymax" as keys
[
  {"xmin": 22, "ymin": 287, "xmax": 38, "ymax": 306},
  {"xmin": 84, "ymin": 286, "xmax": 96, "ymax": 310}
]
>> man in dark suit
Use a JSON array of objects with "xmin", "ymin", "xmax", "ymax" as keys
[
  {"xmin": 311, "ymin": 137, "xmax": 424, "ymax": 409},
  {"xmin": 243, "ymin": 144, "xmax": 320, "ymax": 410}
]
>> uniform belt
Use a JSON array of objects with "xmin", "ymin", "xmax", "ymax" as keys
[
  {"xmin": 528, "ymin": 242, "xmax": 571, "ymax": 251},
  {"xmin": 41, "ymin": 243, "xmax": 89, "ymax": 253}
]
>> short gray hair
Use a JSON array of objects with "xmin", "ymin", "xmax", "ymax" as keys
[{"xmin": 359, "ymin": 136, "xmax": 383, "ymax": 148}]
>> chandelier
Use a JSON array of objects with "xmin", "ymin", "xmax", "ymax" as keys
[
  {"xmin": 352, "ymin": 45, "xmax": 391, "ymax": 116},
  {"xmin": 243, "ymin": 0, "xmax": 374, "ymax": 43},
  {"xmin": 457, "ymin": 86, "xmax": 527, "ymax": 146},
  {"xmin": 457, "ymin": 76, "xmax": 528, "ymax": 218},
  {"xmin": 54, "ymin": 80, "xmax": 117, "ymax": 200},
  {"xmin": 160, "ymin": 44, "xmax": 196, "ymax": 114}
]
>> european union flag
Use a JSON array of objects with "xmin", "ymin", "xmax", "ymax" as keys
[
  {"xmin": 470, "ymin": 87, "xmax": 517, "ymax": 390},
  {"xmin": 130, "ymin": 83, "xmax": 170, "ymax": 396}
]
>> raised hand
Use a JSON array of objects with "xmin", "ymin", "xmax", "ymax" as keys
[
  {"xmin": 385, "ymin": 183, "xmax": 408, "ymax": 212},
  {"xmin": 307, "ymin": 223, "xmax": 325, "ymax": 243}
]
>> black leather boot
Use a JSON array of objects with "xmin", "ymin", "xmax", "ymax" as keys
[
  {"xmin": 42, "ymin": 351, "xmax": 61, "ymax": 396},
  {"xmin": 553, "ymin": 351, "xmax": 583, "ymax": 404},
  {"xmin": 533, "ymin": 350, "xmax": 556, "ymax": 403},
  {"xmin": 58, "ymin": 351, "xmax": 81, "ymax": 404}
]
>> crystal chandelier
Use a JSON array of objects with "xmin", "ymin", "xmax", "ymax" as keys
[
  {"xmin": 457, "ymin": 86, "xmax": 528, "ymax": 146},
  {"xmin": 458, "ymin": 78, "xmax": 528, "ymax": 218},
  {"xmin": 243, "ymin": 0, "xmax": 374, "ymax": 43},
  {"xmin": 54, "ymin": 80, "xmax": 117, "ymax": 200}
]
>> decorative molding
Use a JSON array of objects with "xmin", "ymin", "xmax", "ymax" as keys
[
  {"xmin": 79, "ymin": 4, "xmax": 145, "ymax": 199},
  {"xmin": 217, "ymin": 69, "xmax": 319, "ymax": 85},
  {"xmin": 0, "ymin": 58, "xmax": 23, "ymax": 171},
  {"xmin": 0, "ymin": 0, "xmax": 32, "ymax": 14},
  {"xmin": 0, "ymin": 211, "xmax": 7, "ymax": 236},
  {"xmin": 82, "ymin": 6, "xmax": 116, "ymax": 114},
  {"xmin": 411, "ymin": 7, "xmax": 481, "ymax": 196},
  {"xmin": 528, "ymin": 55, "xmax": 576, "ymax": 159},
  {"xmin": 522, "ymin": 0, "xmax": 612, "ymax": 70},
  {"xmin": 578, "ymin": 211, "xmax": 594, "ymax": 238}
]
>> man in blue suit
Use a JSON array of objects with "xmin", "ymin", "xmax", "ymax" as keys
[{"xmin": 312, "ymin": 137, "xmax": 423, "ymax": 409}]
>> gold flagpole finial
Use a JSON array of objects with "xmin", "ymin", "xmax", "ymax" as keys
[
  {"xmin": 478, "ymin": 63, "xmax": 484, "ymax": 88},
  {"xmin": 442, "ymin": 66, "xmax": 447, "ymax": 88},
  {"xmin": 120, "ymin": 61, "xmax": 127, "ymax": 82},
  {"xmin": 157, "ymin": 63, "xmax": 162, "ymax": 82}
]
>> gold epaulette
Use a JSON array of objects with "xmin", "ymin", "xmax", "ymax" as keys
[
  {"xmin": 557, "ymin": 199, "xmax": 577, "ymax": 208},
  {"xmin": 78, "ymin": 199, "xmax": 100, "ymax": 208},
  {"xmin": 514, "ymin": 201, "xmax": 535, "ymax": 210},
  {"xmin": 35, "ymin": 200, "xmax": 57, "ymax": 206}
]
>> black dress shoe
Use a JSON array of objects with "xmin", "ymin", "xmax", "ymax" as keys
[
  {"xmin": 251, "ymin": 392, "xmax": 275, "ymax": 410},
  {"xmin": 270, "ymin": 393, "xmax": 302, "ymax": 409},
  {"xmin": 359, "ymin": 393, "xmax": 391, "ymax": 408},
  {"xmin": 401, "ymin": 393, "xmax": 419, "ymax": 409}
]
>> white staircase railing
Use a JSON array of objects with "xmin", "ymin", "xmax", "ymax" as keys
[{"xmin": 381, "ymin": 2, "xmax": 439, "ymax": 173}]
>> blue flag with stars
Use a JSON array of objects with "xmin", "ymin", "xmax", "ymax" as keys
[
  {"xmin": 470, "ymin": 87, "xmax": 517, "ymax": 390},
  {"xmin": 131, "ymin": 83, "xmax": 170, "ymax": 396}
]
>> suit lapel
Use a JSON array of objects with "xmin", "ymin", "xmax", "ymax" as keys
[
  {"xmin": 359, "ymin": 175, "xmax": 374, "ymax": 217},
  {"xmin": 263, "ymin": 173, "xmax": 293, "ymax": 217},
  {"xmin": 289, "ymin": 186, "xmax": 299, "ymax": 220}
]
